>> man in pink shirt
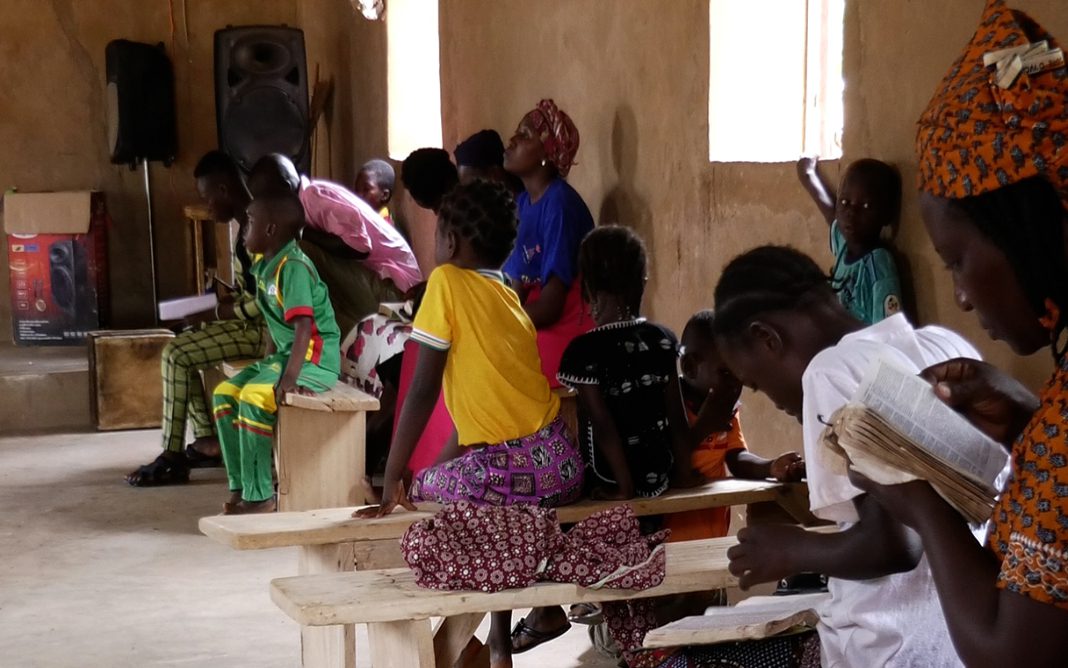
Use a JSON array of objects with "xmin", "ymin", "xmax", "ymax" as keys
[{"xmin": 249, "ymin": 154, "xmax": 422, "ymax": 334}]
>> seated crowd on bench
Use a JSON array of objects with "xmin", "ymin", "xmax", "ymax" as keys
[{"xmin": 139, "ymin": 3, "xmax": 1068, "ymax": 665}]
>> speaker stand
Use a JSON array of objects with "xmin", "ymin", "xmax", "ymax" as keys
[{"xmin": 141, "ymin": 159, "xmax": 160, "ymax": 325}]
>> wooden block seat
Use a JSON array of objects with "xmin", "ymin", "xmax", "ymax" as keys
[{"xmin": 270, "ymin": 536, "xmax": 738, "ymax": 668}]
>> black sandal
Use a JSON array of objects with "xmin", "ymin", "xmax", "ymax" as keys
[
  {"xmin": 184, "ymin": 444, "xmax": 222, "ymax": 469},
  {"xmin": 125, "ymin": 453, "xmax": 190, "ymax": 487},
  {"xmin": 567, "ymin": 602, "xmax": 604, "ymax": 625},
  {"xmin": 510, "ymin": 617, "xmax": 571, "ymax": 654}
]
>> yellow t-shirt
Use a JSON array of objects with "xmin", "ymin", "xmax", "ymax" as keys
[{"xmin": 410, "ymin": 264, "xmax": 559, "ymax": 445}]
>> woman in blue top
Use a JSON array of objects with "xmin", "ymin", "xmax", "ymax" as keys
[{"xmin": 503, "ymin": 99, "xmax": 595, "ymax": 388}]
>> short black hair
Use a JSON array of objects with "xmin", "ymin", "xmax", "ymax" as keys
[
  {"xmin": 401, "ymin": 148, "xmax": 459, "ymax": 211},
  {"xmin": 360, "ymin": 159, "xmax": 396, "ymax": 191},
  {"xmin": 951, "ymin": 176, "xmax": 1068, "ymax": 358},
  {"xmin": 683, "ymin": 309, "xmax": 716, "ymax": 345},
  {"xmin": 578, "ymin": 225, "xmax": 647, "ymax": 311},
  {"xmin": 247, "ymin": 153, "xmax": 300, "ymax": 198},
  {"xmin": 713, "ymin": 246, "xmax": 835, "ymax": 342},
  {"xmin": 194, "ymin": 150, "xmax": 241, "ymax": 182},
  {"xmin": 454, "ymin": 130, "xmax": 505, "ymax": 169},
  {"xmin": 252, "ymin": 192, "xmax": 305, "ymax": 236},
  {"xmin": 437, "ymin": 179, "xmax": 517, "ymax": 267},
  {"xmin": 844, "ymin": 158, "xmax": 902, "ymax": 224}
]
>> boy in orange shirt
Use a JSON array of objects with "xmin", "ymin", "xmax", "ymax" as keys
[{"xmin": 666, "ymin": 310, "xmax": 805, "ymax": 541}]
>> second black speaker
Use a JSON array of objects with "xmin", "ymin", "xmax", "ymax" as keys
[{"xmin": 214, "ymin": 26, "xmax": 310, "ymax": 174}]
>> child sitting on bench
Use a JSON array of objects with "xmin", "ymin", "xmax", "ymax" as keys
[
  {"xmin": 665, "ymin": 309, "xmax": 805, "ymax": 542},
  {"xmin": 355, "ymin": 180, "xmax": 584, "ymax": 668},
  {"xmin": 213, "ymin": 194, "xmax": 341, "ymax": 515},
  {"xmin": 513, "ymin": 225, "xmax": 690, "ymax": 653}
]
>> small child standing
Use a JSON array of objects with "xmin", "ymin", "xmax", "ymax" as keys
[
  {"xmin": 354, "ymin": 180, "xmax": 583, "ymax": 668},
  {"xmin": 354, "ymin": 158, "xmax": 396, "ymax": 224},
  {"xmin": 797, "ymin": 156, "xmax": 903, "ymax": 325},
  {"xmin": 213, "ymin": 194, "xmax": 341, "ymax": 515},
  {"xmin": 666, "ymin": 309, "xmax": 805, "ymax": 542}
]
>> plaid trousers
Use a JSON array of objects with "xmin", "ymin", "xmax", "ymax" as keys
[{"xmin": 160, "ymin": 319, "xmax": 266, "ymax": 453}]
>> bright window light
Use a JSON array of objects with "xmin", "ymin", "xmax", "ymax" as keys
[
  {"xmin": 708, "ymin": 0, "xmax": 844, "ymax": 162},
  {"xmin": 387, "ymin": 0, "xmax": 442, "ymax": 161}
]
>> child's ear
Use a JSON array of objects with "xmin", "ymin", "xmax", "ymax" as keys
[
  {"xmin": 747, "ymin": 320, "xmax": 784, "ymax": 354},
  {"xmin": 382, "ymin": 188, "xmax": 392, "ymax": 203},
  {"xmin": 266, "ymin": 221, "xmax": 277, "ymax": 237}
]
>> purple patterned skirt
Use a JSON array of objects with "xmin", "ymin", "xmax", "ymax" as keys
[{"xmin": 409, "ymin": 415, "xmax": 584, "ymax": 507}]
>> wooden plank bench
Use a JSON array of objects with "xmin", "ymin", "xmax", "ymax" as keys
[
  {"xmin": 219, "ymin": 361, "xmax": 380, "ymax": 512},
  {"xmin": 200, "ymin": 480, "xmax": 813, "ymax": 667},
  {"xmin": 270, "ymin": 536, "xmax": 739, "ymax": 668}
]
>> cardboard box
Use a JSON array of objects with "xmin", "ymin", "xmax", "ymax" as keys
[{"xmin": 4, "ymin": 192, "xmax": 110, "ymax": 345}]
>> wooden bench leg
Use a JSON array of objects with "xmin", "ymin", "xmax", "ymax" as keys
[
  {"xmin": 276, "ymin": 407, "xmax": 367, "ymax": 511},
  {"xmin": 369, "ymin": 619, "xmax": 435, "ymax": 667},
  {"xmin": 433, "ymin": 613, "xmax": 486, "ymax": 667},
  {"xmin": 299, "ymin": 544, "xmax": 357, "ymax": 668}
]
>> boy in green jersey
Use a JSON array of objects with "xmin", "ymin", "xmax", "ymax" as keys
[{"xmin": 213, "ymin": 194, "xmax": 341, "ymax": 514}]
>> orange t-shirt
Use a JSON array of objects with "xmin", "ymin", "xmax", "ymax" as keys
[{"xmin": 665, "ymin": 411, "xmax": 747, "ymax": 542}]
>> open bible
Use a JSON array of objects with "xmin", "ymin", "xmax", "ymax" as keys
[
  {"xmin": 642, "ymin": 593, "xmax": 830, "ymax": 648},
  {"xmin": 821, "ymin": 359, "xmax": 1009, "ymax": 524}
]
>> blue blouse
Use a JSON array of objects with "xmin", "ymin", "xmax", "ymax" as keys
[{"xmin": 503, "ymin": 179, "xmax": 594, "ymax": 289}]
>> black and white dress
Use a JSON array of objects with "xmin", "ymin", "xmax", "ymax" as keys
[{"xmin": 557, "ymin": 318, "xmax": 679, "ymax": 498}]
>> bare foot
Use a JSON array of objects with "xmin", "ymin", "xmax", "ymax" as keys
[{"xmin": 188, "ymin": 436, "xmax": 221, "ymax": 458}]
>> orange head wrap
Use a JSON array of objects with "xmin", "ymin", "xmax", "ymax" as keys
[
  {"xmin": 916, "ymin": 0, "xmax": 1068, "ymax": 203},
  {"xmin": 528, "ymin": 99, "xmax": 580, "ymax": 178}
]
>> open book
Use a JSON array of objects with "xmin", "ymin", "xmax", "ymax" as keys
[
  {"xmin": 642, "ymin": 593, "xmax": 829, "ymax": 648},
  {"xmin": 821, "ymin": 359, "xmax": 1009, "ymax": 524}
]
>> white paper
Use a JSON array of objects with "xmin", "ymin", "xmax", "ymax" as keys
[{"xmin": 159, "ymin": 293, "xmax": 217, "ymax": 320}]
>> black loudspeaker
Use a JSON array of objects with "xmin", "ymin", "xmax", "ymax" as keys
[
  {"xmin": 105, "ymin": 40, "xmax": 178, "ymax": 166},
  {"xmin": 214, "ymin": 26, "xmax": 310, "ymax": 174},
  {"xmin": 48, "ymin": 240, "xmax": 86, "ymax": 317}
]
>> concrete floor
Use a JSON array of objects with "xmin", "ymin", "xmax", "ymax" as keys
[{"xmin": 0, "ymin": 429, "xmax": 617, "ymax": 667}]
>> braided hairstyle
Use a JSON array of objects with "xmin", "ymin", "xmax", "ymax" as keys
[
  {"xmin": 950, "ymin": 176, "xmax": 1068, "ymax": 360},
  {"xmin": 713, "ymin": 246, "xmax": 836, "ymax": 342},
  {"xmin": 437, "ymin": 179, "xmax": 518, "ymax": 267},
  {"xmin": 578, "ymin": 225, "xmax": 647, "ymax": 313}
]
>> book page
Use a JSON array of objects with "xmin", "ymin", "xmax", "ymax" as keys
[{"xmin": 855, "ymin": 359, "xmax": 1006, "ymax": 487}]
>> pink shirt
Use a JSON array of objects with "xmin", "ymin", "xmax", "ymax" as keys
[{"xmin": 298, "ymin": 177, "xmax": 422, "ymax": 291}]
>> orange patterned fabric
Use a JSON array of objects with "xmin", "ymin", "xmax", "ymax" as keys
[
  {"xmin": 529, "ymin": 99, "xmax": 580, "ymax": 178},
  {"xmin": 988, "ymin": 355, "xmax": 1068, "ymax": 609},
  {"xmin": 915, "ymin": 0, "xmax": 1068, "ymax": 202}
]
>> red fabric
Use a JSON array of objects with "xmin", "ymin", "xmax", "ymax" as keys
[
  {"xmin": 529, "ymin": 279, "xmax": 592, "ymax": 388},
  {"xmin": 400, "ymin": 502, "xmax": 668, "ymax": 657},
  {"xmin": 394, "ymin": 339, "xmax": 454, "ymax": 473},
  {"xmin": 529, "ymin": 99, "xmax": 581, "ymax": 178}
]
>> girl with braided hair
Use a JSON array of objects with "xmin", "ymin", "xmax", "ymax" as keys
[
  {"xmin": 504, "ymin": 99, "xmax": 595, "ymax": 388},
  {"xmin": 708, "ymin": 245, "xmax": 985, "ymax": 667},
  {"xmin": 356, "ymin": 179, "xmax": 585, "ymax": 667}
]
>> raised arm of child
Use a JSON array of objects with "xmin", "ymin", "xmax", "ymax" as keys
[
  {"xmin": 796, "ymin": 156, "xmax": 836, "ymax": 225},
  {"xmin": 354, "ymin": 346, "xmax": 447, "ymax": 518},
  {"xmin": 273, "ymin": 315, "xmax": 315, "ymax": 407},
  {"xmin": 575, "ymin": 384, "xmax": 635, "ymax": 500}
]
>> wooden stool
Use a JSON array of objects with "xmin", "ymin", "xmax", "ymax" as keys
[{"xmin": 87, "ymin": 329, "xmax": 174, "ymax": 430}]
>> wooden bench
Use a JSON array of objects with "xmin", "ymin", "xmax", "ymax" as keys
[
  {"xmin": 200, "ymin": 480, "xmax": 813, "ymax": 667},
  {"xmin": 219, "ymin": 360, "xmax": 380, "ymax": 512},
  {"xmin": 270, "ymin": 535, "xmax": 739, "ymax": 668}
]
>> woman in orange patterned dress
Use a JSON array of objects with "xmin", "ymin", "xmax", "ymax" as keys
[{"xmin": 852, "ymin": 1, "xmax": 1068, "ymax": 665}]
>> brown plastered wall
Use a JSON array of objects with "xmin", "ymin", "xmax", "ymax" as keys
[
  {"xmin": 438, "ymin": 0, "xmax": 829, "ymax": 458},
  {"xmin": 436, "ymin": 0, "xmax": 1068, "ymax": 461},
  {"xmin": 0, "ymin": 0, "xmax": 371, "ymax": 344}
]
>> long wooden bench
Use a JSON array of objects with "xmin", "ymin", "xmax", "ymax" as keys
[
  {"xmin": 201, "ymin": 480, "xmax": 814, "ymax": 668},
  {"xmin": 218, "ymin": 361, "xmax": 380, "ymax": 512},
  {"xmin": 270, "ymin": 536, "xmax": 739, "ymax": 668}
]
